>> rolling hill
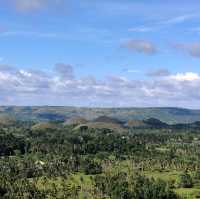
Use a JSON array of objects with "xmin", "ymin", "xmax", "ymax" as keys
[{"xmin": 0, "ymin": 106, "xmax": 200, "ymax": 124}]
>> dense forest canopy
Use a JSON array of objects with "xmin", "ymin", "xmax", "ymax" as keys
[{"xmin": 1, "ymin": 113, "xmax": 200, "ymax": 198}]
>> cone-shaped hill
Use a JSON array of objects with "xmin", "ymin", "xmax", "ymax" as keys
[
  {"xmin": 73, "ymin": 116, "xmax": 124, "ymax": 131},
  {"xmin": 0, "ymin": 115, "xmax": 17, "ymax": 127},
  {"xmin": 127, "ymin": 119, "xmax": 147, "ymax": 128},
  {"xmin": 73, "ymin": 122, "xmax": 124, "ymax": 132},
  {"xmin": 64, "ymin": 116, "xmax": 88, "ymax": 126},
  {"xmin": 31, "ymin": 122, "xmax": 59, "ymax": 131},
  {"xmin": 93, "ymin": 116, "xmax": 124, "ymax": 125}
]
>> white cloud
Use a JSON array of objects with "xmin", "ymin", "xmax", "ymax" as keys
[
  {"xmin": 126, "ymin": 69, "xmax": 141, "ymax": 73},
  {"xmin": 19, "ymin": 70, "xmax": 32, "ymax": 77},
  {"xmin": 128, "ymin": 27, "xmax": 153, "ymax": 33},
  {"xmin": 0, "ymin": 64, "xmax": 200, "ymax": 108},
  {"xmin": 54, "ymin": 63, "xmax": 74, "ymax": 80},
  {"xmin": 169, "ymin": 72, "xmax": 200, "ymax": 81},
  {"xmin": 161, "ymin": 15, "xmax": 195, "ymax": 25}
]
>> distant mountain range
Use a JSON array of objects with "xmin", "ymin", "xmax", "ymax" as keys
[{"xmin": 0, "ymin": 106, "xmax": 200, "ymax": 124}]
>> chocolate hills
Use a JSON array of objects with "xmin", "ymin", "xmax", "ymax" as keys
[
  {"xmin": 64, "ymin": 116, "xmax": 88, "ymax": 126},
  {"xmin": 0, "ymin": 115, "xmax": 17, "ymax": 127},
  {"xmin": 93, "ymin": 116, "xmax": 124, "ymax": 125},
  {"xmin": 0, "ymin": 106, "xmax": 200, "ymax": 124},
  {"xmin": 31, "ymin": 122, "xmax": 59, "ymax": 131}
]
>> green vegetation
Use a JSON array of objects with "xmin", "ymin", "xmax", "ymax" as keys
[{"xmin": 1, "ymin": 113, "xmax": 200, "ymax": 198}]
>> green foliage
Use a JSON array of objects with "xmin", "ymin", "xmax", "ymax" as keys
[
  {"xmin": 1, "ymin": 118, "xmax": 200, "ymax": 198},
  {"xmin": 81, "ymin": 158, "xmax": 102, "ymax": 175},
  {"xmin": 131, "ymin": 175, "xmax": 178, "ymax": 199},
  {"xmin": 176, "ymin": 172, "xmax": 193, "ymax": 188},
  {"xmin": 194, "ymin": 170, "xmax": 200, "ymax": 180},
  {"xmin": 94, "ymin": 172, "xmax": 179, "ymax": 199}
]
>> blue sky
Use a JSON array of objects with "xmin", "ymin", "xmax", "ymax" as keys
[{"xmin": 0, "ymin": 0, "xmax": 200, "ymax": 107}]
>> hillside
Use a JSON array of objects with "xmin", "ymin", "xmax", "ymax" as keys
[
  {"xmin": 0, "ymin": 106, "xmax": 200, "ymax": 124},
  {"xmin": 31, "ymin": 122, "xmax": 59, "ymax": 131},
  {"xmin": 74, "ymin": 122, "xmax": 124, "ymax": 132},
  {"xmin": 0, "ymin": 115, "xmax": 17, "ymax": 127},
  {"xmin": 93, "ymin": 116, "xmax": 124, "ymax": 125},
  {"xmin": 64, "ymin": 116, "xmax": 88, "ymax": 126}
]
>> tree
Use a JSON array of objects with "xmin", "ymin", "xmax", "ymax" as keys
[
  {"xmin": 82, "ymin": 158, "xmax": 102, "ymax": 175},
  {"xmin": 176, "ymin": 171, "xmax": 193, "ymax": 188},
  {"xmin": 130, "ymin": 174, "xmax": 178, "ymax": 199}
]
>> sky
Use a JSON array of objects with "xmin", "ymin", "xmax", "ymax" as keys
[{"xmin": 1, "ymin": 0, "xmax": 200, "ymax": 108}]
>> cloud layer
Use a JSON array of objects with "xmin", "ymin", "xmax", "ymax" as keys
[
  {"xmin": 0, "ymin": 64, "xmax": 200, "ymax": 108},
  {"xmin": 121, "ymin": 39, "xmax": 157, "ymax": 55}
]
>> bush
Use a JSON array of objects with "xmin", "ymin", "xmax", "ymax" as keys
[
  {"xmin": 82, "ymin": 158, "xmax": 102, "ymax": 175},
  {"xmin": 194, "ymin": 170, "xmax": 200, "ymax": 180},
  {"xmin": 176, "ymin": 172, "xmax": 193, "ymax": 188}
]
